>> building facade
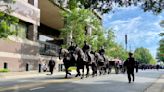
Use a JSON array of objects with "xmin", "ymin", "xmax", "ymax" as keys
[
  {"xmin": 0, "ymin": 0, "xmax": 102, "ymax": 72},
  {"xmin": 0, "ymin": 0, "xmax": 65, "ymax": 72}
]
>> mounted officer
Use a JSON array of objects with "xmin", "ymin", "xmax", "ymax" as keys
[
  {"xmin": 67, "ymin": 41, "xmax": 76, "ymax": 66},
  {"xmin": 82, "ymin": 41, "xmax": 91, "ymax": 62},
  {"xmin": 98, "ymin": 46, "xmax": 105, "ymax": 61},
  {"xmin": 68, "ymin": 41, "xmax": 75, "ymax": 54}
]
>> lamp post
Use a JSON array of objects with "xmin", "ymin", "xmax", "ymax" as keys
[{"xmin": 125, "ymin": 34, "xmax": 128, "ymax": 51}]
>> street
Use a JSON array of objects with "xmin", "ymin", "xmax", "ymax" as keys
[{"xmin": 0, "ymin": 70, "xmax": 163, "ymax": 92}]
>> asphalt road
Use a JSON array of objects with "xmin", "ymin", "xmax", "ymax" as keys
[{"xmin": 0, "ymin": 69, "xmax": 163, "ymax": 92}]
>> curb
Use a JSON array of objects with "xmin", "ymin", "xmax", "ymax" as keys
[{"xmin": 144, "ymin": 74, "xmax": 164, "ymax": 92}]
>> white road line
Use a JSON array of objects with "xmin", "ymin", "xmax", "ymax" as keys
[{"xmin": 29, "ymin": 87, "xmax": 45, "ymax": 91}]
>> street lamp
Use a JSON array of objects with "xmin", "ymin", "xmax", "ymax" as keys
[{"xmin": 125, "ymin": 34, "xmax": 128, "ymax": 51}]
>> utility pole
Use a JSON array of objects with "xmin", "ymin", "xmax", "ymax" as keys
[{"xmin": 125, "ymin": 34, "xmax": 128, "ymax": 51}]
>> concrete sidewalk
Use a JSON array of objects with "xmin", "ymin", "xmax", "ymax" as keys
[
  {"xmin": 0, "ymin": 70, "xmax": 68, "ymax": 81},
  {"xmin": 144, "ymin": 74, "xmax": 164, "ymax": 92}
]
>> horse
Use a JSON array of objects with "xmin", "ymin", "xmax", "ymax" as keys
[
  {"xmin": 74, "ymin": 46, "xmax": 97, "ymax": 78},
  {"xmin": 103, "ymin": 55, "xmax": 111, "ymax": 74},
  {"xmin": 59, "ymin": 48, "xmax": 76, "ymax": 78},
  {"xmin": 94, "ymin": 52, "xmax": 106, "ymax": 75}
]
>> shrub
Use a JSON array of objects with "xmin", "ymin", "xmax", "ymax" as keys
[{"xmin": 0, "ymin": 69, "xmax": 10, "ymax": 72}]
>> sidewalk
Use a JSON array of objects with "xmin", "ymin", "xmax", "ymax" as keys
[
  {"xmin": 0, "ymin": 70, "xmax": 68, "ymax": 81},
  {"xmin": 144, "ymin": 74, "xmax": 164, "ymax": 92}
]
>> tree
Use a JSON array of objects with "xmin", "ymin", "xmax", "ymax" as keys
[
  {"xmin": 159, "ymin": 20, "xmax": 164, "ymax": 36},
  {"xmin": 134, "ymin": 47, "xmax": 155, "ymax": 64},
  {"xmin": 59, "ymin": 0, "xmax": 164, "ymax": 14},
  {"xmin": 157, "ymin": 20, "xmax": 164, "ymax": 62},
  {"xmin": 104, "ymin": 29, "xmax": 128, "ymax": 60},
  {"xmin": 0, "ymin": 0, "xmax": 19, "ymax": 38},
  {"xmin": 157, "ymin": 38, "xmax": 164, "ymax": 62},
  {"xmin": 60, "ymin": 8, "xmax": 102, "ymax": 48}
]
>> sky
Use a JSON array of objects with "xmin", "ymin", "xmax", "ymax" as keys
[{"xmin": 103, "ymin": 6, "xmax": 164, "ymax": 58}]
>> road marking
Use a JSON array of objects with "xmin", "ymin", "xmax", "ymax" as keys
[
  {"xmin": 0, "ymin": 78, "xmax": 80, "ymax": 91},
  {"xmin": 29, "ymin": 87, "xmax": 45, "ymax": 91}
]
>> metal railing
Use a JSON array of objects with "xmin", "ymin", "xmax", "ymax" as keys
[{"xmin": 39, "ymin": 41, "xmax": 60, "ymax": 57}]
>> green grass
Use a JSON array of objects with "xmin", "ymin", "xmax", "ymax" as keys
[
  {"xmin": 68, "ymin": 67, "xmax": 77, "ymax": 71},
  {"xmin": 0, "ymin": 69, "xmax": 10, "ymax": 72},
  {"xmin": 63, "ymin": 67, "xmax": 77, "ymax": 72}
]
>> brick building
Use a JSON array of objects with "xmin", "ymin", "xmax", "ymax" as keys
[{"xmin": 0, "ymin": 0, "xmax": 101, "ymax": 72}]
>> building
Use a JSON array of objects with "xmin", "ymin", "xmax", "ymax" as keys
[
  {"xmin": 0, "ymin": 0, "xmax": 63, "ymax": 72},
  {"xmin": 0, "ymin": 0, "xmax": 102, "ymax": 72}
]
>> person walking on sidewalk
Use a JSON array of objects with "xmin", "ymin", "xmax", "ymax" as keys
[
  {"xmin": 124, "ymin": 52, "xmax": 135, "ymax": 83},
  {"xmin": 48, "ymin": 57, "xmax": 56, "ymax": 75}
]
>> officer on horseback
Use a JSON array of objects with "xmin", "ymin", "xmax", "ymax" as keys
[
  {"xmin": 99, "ymin": 46, "xmax": 105, "ymax": 61},
  {"xmin": 68, "ymin": 41, "xmax": 75, "ymax": 54},
  {"xmin": 82, "ymin": 41, "xmax": 91, "ymax": 62}
]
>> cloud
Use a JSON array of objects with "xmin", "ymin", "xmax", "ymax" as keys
[{"xmin": 103, "ymin": 6, "xmax": 164, "ymax": 57}]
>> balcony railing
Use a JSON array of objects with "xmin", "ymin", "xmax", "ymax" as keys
[{"xmin": 39, "ymin": 41, "xmax": 60, "ymax": 57}]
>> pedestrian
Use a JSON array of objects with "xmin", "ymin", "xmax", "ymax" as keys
[
  {"xmin": 48, "ymin": 57, "xmax": 56, "ymax": 75},
  {"xmin": 124, "ymin": 52, "xmax": 135, "ymax": 83},
  {"xmin": 135, "ymin": 61, "xmax": 139, "ymax": 73},
  {"xmin": 42, "ymin": 63, "xmax": 47, "ymax": 72}
]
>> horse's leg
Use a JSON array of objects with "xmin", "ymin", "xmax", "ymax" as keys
[
  {"xmin": 81, "ymin": 64, "xmax": 85, "ymax": 79},
  {"xmin": 99, "ymin": 63, "xmax": 102, "ymax": 76},
  {"xmin": 95, "ymin": 64, "xmax": 98, "ymax": 76},
  {"xmin": 92, "ymin": 63, "xmax": 97, "ymax": 77},
  {"xmin": 99, "ymin": 66, "xmax": 101, "ymax": 76},
  {"xmin": 108, "ymin": 65, "xmax": 111, "ymax": 74},
  {"xmin": 65, "ymin": 67, "xmax": 68, "ymax": 78},
  {"xmin": 91, "ymin": 63, "xmax": 94, "ymax": 77},
  {"xmin": 104, "ymin": 64, "xmax": 107, "ymax": 75},
  {"xmin": 86, "ymin": 64, "xmax": 90, "ymax": 77},
  {"xmin": 75, "ymin": 65, "xmax": 80, "ymax": 77}
]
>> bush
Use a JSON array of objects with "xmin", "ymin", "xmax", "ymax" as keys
[
  {"xmin": 63, "ymin": 67, "xmax": 77, "ymax": 72},
  {"xmin": 0, "ymin": 69, "xmax": 10, "ymax": 72},
  {"xmin": 68, "ymin": 67, "xmax": 76, "ymax": 71}
]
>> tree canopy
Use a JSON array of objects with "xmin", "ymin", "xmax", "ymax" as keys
[
  {"xmin": 134, "ymin": 47, "xmax": 155, "ymax": 64},
  {"xmin": 157, "ymin": 39, "xmax": 164, "ymax": 62},
  {"xmin": 157, "ymin": 21, "xmax": 164, "ymax": 62},
  {"xmin": 60, "ymin": 8, "xmax": 102, "ymax": 48},
  {"xmin": 0, "ymin": 12, "xmax": 18, "ymax": 38},
  {"xmin": 63, "ymin": 0, "xmax": 164, "ymax": 14},
  {"xmin": 0, "ymin": 0, "xmax": 19, "ymax": 38},
  {"xmin": 159, "ymin": 20, "xmax": 164, "ymax": 36}
]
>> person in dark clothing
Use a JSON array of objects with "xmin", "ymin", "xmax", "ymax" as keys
[
  {"xmin": 98, "ymin": 46, "xmax": 105, "ymax": 61},
  {"xmin": 99, "ymin": 46, "xmax": 105, "ymax": 55},
  {"xmin": 135, "ymin": 61, "xmax": 139, "ymax": 73},
  {"xmin": 48, "ymin": 58, "xmax": 56, "ymax": 75},
  {"xmin": 68, "ymin": 41, "xmax": 75, "ymax": 54},
  {"xmin": 82, "ymin": 41, "xmax": 91, "ymax": 61},
  {"xmin": 124, "ymin": 52, "xmax": 135, "ymax": 83},
  {"xmin": 82, "ymin": 41, "xmax": 90, "ymax": 52}
]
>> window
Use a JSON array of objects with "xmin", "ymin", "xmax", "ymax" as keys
[{"xmin": 10, "ymin": 22, "xmax": 28, "ymax": 39}]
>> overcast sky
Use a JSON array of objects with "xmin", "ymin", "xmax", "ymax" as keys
[{"xmin": 103, "ymin": 6, "xmax": 164, "ymax": 58}]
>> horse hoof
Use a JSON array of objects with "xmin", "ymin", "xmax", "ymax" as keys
[
  {"xmin": 75, "ymin": 74, "xmax": 78, "ymax": 77},
  {"xmin": 86, "ymin": 75, "xmax": 89, "ymax": 78},
  {"xmin": 75, "ymin": 74, "xmax": 79, "ymax": 77}
]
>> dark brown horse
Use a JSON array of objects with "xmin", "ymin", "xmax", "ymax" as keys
[
  {"xmin": 59, "ymin": 48, "xmax": 76, "ymax": 78},
  {"xmin": 94, "ymin": 52, "xmax": 110, "ymax": 75},
  {"xmin": 74, "ymin": 46, "xmax": 97, "ymax": 78}
]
